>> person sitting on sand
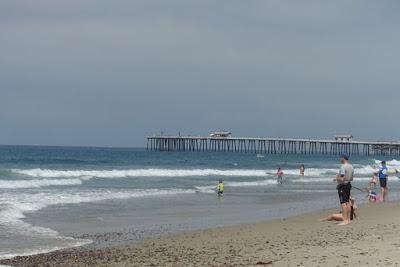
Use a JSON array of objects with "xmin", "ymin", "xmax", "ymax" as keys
[
  {"xmin": 300, "ymin": 164, "xmax": 305, "ymax": 176},
  {"xmin": 276, "ymin": 168, "xmax": 284, "ymax": 184},
  {"xmin": 216, "ymin": 180, "xmax": 224, "ymax": 196},
  {"xmin": 368, "ymin": 189, "xmax": 380, "ymax": 203},
  {"xmin": 320, "ymin": 197, "xmax": 357, "ymax": 222}
]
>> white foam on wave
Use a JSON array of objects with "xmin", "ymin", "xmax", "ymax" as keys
[
  {"xmin": 375, "ymin": 159, "xmax": 400, "ymax": 167},
  {"xmin": 274, "ymin": 168, "xmax": 338, "ymax": 176},
  {"xmin": 298, "ymin": 175, "xmax": 400, "ymax": 184},
  {"xmin": 194, "ymin": 173, "xmax": 397, "ymax": 191},
  {"xmin": 355, "ymin": 165, "xmax": 378, "ymax": 175},
  {"xmin": 292, "ymin": 176, "xmax": 379, "ymax": 183},
  {"xmin": 12, "ymin": 168, "xmax": 271, "ymax": 178},
  {"xmin": 0, "ymin": 179, "xmax": 82, "ymax": 189},
  {"xmin": 0, "ymin": 188, "xmax": 195, "ymax": 259},
  {"xmin": 226, "ymin": 180, "xmax": 277, "ymax": 187},
  {"xmin": 195, "ymin": 186, "xmax": 215, "ymax": 193},
  {"xmin": 0, "ymin": 188, "xmax": 195, "ymax": 223},
  {"xmin": 11, "ymin": 166, "xmax": 389, "ymax": 182},
  {"xmin": 12, "ymin": 167, "xmax": 344, "ymax": 179},
  {"xmin": 289, "ymin": 166, "xmax": 397, "ymax": 177},
  {"xmin": 196, "ymin": 179, "xmax": 278, "ymax": 191}
]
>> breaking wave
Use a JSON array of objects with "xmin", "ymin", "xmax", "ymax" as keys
[
  {"xmin": 12, "ymin": 168, "xmax": 271, "ymax": 178},
  {"xmin": 0, "ymin": 179, "xmax": 82, "ymax": 189},
  {"xmin": 9, "ymin": 167, "xmax": 367, "ymax": 179},
  {"xmin": 0, "ymin": 188, "xmax": 194, "ymax": 259},
  {"xmin": 0, "ymin": 188, "xmax": 195, "ymax": 223},
  {"xmin": 226, "ymin": 180, "xmax": 277, "ymax": 187}
]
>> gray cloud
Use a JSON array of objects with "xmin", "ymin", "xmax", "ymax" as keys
[{"xmin": 1, "ymin": 0, "xmax": 400, "ymax": 146}]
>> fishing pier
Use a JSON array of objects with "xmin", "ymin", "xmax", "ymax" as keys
[{"xmin": 146, "ymin": 134, "xmax": 400, "ymax": 156}]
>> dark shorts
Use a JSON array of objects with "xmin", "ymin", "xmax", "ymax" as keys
[
  {"xmin": 337, "ymin": 183, "xmax": 352, "ymax": 204},
  {"xmin": 379, "ymin": 178, "xmax": 387, "ymax": 188}
]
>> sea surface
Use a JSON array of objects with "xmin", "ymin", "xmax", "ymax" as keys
[{"xmin": 1, "ymin": 145, "xmax": 400, "ymax": 259}]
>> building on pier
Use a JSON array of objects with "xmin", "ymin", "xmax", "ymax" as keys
[
  {"xmin": 209, "ymin": 131, "xmax": 232, "ymax": 138},
  {"xmin": 335, "ymin": 134, "xmax": 354, "ymax": 142}
]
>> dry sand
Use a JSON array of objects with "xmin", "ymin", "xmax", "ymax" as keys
[{"xmin": 2, "ymin": 201, "xmax": 400, "ymax": 267}]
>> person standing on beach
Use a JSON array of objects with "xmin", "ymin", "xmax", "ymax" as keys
[
  {"xmin": 276, "ymin": 168, "xmax": 284, "ymax": 184},
  {"xmin": 377, "ymin": 161, "xmax": 389, "ymax": 202},
  {"xmin": 334, "ymin": 154, "xmax": 354, "ymax": 226},
  {"xmin": 300, "ymin": 164, "xmax": 305, "ymax": 176}
]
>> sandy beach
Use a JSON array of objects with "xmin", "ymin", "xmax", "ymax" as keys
[{"xmin": 1, "ymin": 201, "xmax": 400, "ymax": 267}]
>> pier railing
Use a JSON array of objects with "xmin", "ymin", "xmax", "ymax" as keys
[{"xmin": 146, "ymin": 136, "xmax": 400, "ymax": 156}]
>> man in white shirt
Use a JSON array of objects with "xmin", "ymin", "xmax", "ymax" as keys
[{"xmin": 334, "ymin": 153, "xmax": 354, "ymax": 226}]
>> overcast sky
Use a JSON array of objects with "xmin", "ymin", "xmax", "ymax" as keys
[{"xmin": 1, "ymin": 1, "xmax": 400, "ymax": 147}]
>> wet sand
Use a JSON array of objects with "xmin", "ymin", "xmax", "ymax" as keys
[{"xmin": 2, "ymin": 201, "xmax": 400, "ymax": 266}]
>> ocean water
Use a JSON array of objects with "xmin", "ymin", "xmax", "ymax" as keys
[{"xmin": 1, "ymin": 145, "xmax": 400, "ymax": 259}]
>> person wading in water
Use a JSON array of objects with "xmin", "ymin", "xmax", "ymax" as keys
[
  {"xmin": 300, "ymin": 164, "xmax": 305, "ymax": 176},
  {"xmin": 376, "ymin": 161, "xmax": 389, "ymax": 202},
  {"xmin": 276, "ymin": 168, "xmax": 284, "ymax": 184}
]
